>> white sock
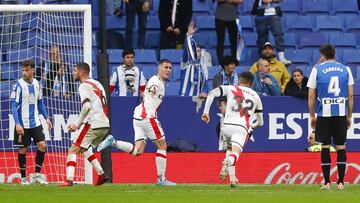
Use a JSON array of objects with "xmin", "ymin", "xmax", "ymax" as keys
[
  {"xmin": 227, "ymin": 152, "xmax": 239, "ymax": 166},
  {"xmin": 156, "ymin": 149, "xmax": 167, "ymax": 181},
  {"xmin": 83, "ymin": 149, "xmax": 104, "ymax": 175},
  {"xmin": 225, "ymin": 150, "xmax": 236, "ymax": 181},
  {"xmin": 66, "ymin": 153, "xmax": 76, "ymax": 181},
  {"xmin": 113, "ymin": 141, "xmax": 137, "ymax": 156}
]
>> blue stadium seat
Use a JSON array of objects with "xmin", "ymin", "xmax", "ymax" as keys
[
  {"xmin": 1, "ymin": 64, "xmax": 18, "ymax": 80},
  {"xmin": 92, "ymin": 31, "xmax": 98, "ymax": 47},
  {"xmin": 345, "ymin": 16, "xmax": 360, "ymax": 44},
  {"xmin": 354, "ymin": 79, "xmax": 360, "ymax": 95},
  {"xmin": 299, "ymin": 33, "xmax": 327, "ymax": 49},
  {"xmin": 106, "ymin": 16, "xmax": 126, "ymax": 30},
  {"xmin": 329, "ymin": 33, "xmax": 357, "ymax": 50},
  {"xmin": 270, "ymin": 33, "xmax": 297, "ymax": 49},
  {"xmin": 7, "ymin": 48, "xmax": 36, "ymax": 63},
  {"xmin": 193, "ymin": 32, "xmax": 209, "ymax": 48},
  {"xmin": 242, "ymin": 33, "xmax": 258, "ymax": 48},
  {"xmin": 147, "ymin": 15, "xmax": 160, "ymax": 30},
  {"xmin": 242, "ymin": 0, "xmax": 254, "ymax": 15},
  {"xmin": 236, "ymin": 66, "xmax": 249, "ymax": 74},
  {"xmin": 285, "ymin": 15, "xmax": 313, "ymax": 33},
  {"xmin": 332, "ymin": 0, "xmax": 359, "ymax": 17},
  {"xmin": 107, "ymin": 49, "xmax": 123, "ymax": 64},
  {"xmin": 209, "ymin": 33, "xmax": 230, "ymax": 48},
  {"xmin": 193, "ymin": 0, "xmax": 210, "ymax": 16},
  {"xmin": 150, "ymin": 0, "xmax": 160, "ymax": 14},
  {"xmin": 315, "ymin": 16, "xmax": 344, "ymax": 33},
  {"xmin": 134, "ymin": 49, "xmax": 157, "ymax": 65},
  {"xmin": 280, "ymin": 0, "xmax": 301, "ymax": 15},
  {"xmin": 160, "ymin": 49, "xmax": 183, "ymax": 64},
  {"xmin": 207, "ymin": 66, "xmax": 221, "ymax": 80},
  {"xmin": 343, "ymin": 49, "xmax": 360, "ymax": 67},
  {"xmin": 302, "ymin": 0, "xmax": 330, "ymax": 16},
  {"xmin": 207, "ymin": 49, "xmax": 218, "ymax": 66},
  {"xmin": 238, "ymin": 16, "xmax": 254, "ymax": 33},
  {"xmin": 0, "ymin": 82, "xmax": 11, "ymax": 98},
  {"xmin": 171, "ymin": 64, "xmax": 182, "ymax": 82},
  {"xmin": 312, "ymin": 49, "xmax": 344, "ymax": 64},
  {"xmin": 355, "ymin": 66, "xmax": 360, "ymax": 80},
  {"xmin": 165, "ymin": 82, "xmax": 180, "ymax": 96},
  {"xmin": 145, "ymin": 32, "xmax": 160, "ymax": 49},
  {"xmin": 141, "ymin": 65, "xmax": 157, "ymax": 80},
  {"xmin": 92, "ymin": 65, "xmax": 98, "ymax": 79},
  {"xmin": 195, "ymin": 16, "xmax": 215, "ymax": 31},
  {"xmin": 92, "ymin": 16, "xmax": 99, "ymax": 30},
  {"xmin": 296, "ymin": 66, "xmax": 313, "ymax": 78},
  {"xmin": 285, "ymin": 49, "xmax": 311, "ymax": 66}
]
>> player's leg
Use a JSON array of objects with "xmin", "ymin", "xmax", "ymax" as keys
[
  {"xmin": 317, "ymin": 117, "xmax": 332, "ymax": 190},
  {"xmin": 14, "ymin": 128, "xmax": 31, "ymax": 185},
  {"xmin": 60, "ymin": 123, "xmax": 91, "ymax": 186},
  {"xmin": 225, "ymin": 150, "xmax": 238, "ymax": 188},
  {"xmin": 148, "ymin": 118, "xmax": 175, "ymax": 186},
  {"xmin": 332, "ymin": 116, "xmax": 348, "ymax": 190},
  {"xmin": 32, "ymin": 126, "xmax": 47, "ymax": 184}
]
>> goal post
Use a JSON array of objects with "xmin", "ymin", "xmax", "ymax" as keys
[{"xmin": 0, "ymin": 4, "xmax": 93, "ymax": 184}]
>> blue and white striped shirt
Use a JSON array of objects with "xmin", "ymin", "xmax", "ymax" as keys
[
  {"xmin": 307, "ymin": 61, "xmax": 354, "ymax": 117},
  {"xmin": 11, "ymin": 78, "xmax": 48, "ymax": 129}
]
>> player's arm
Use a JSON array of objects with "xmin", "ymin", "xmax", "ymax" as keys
[
  {"xmin": 37, "ymin": 84, "xmax": 52, "ymax": 129},
  {"xmin": 139, "ymin": 71, "xmax": 147, "ymax": 96},
  {"xmin": 109, "ymin": 70, "xmax": 118, "ymax": 94},
  {"xmin": 10, "ymin": 84, "xmax": 24, "ymax": 135},
  {"xmin": 202, "ymin": 86, "xmax": 225, "ymax": 123},
  {"xmin": 251, "ymin": 94, "xmax": 264, "ymax": 129},
  {"xmin": 307, "ymin": 67, "xmax": 317, "ymax": 129},
  {"xmin": 347, "ymin": 66, "xmax": 354, "ymax": 128},
  {"xmin": 68, "ymin": 86, "xmax": 91, "ymax": 132}
]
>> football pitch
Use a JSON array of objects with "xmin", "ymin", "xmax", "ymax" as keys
[{"xmin": 1, "ymin": 184, "xmax": 359, "ymax": 203}]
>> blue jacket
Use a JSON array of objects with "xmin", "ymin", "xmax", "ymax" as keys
[{"xmin": 252, "ymin": 72, "xmax": 281, "ymax": 96}]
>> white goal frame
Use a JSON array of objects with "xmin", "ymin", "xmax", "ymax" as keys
[{"xmin": 0, "ymin": 4, "xmax": 93, "ymax": 184}]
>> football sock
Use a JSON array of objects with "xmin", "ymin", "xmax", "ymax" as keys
[
  {"xmin": 225, "ymin": 151, "xmax": 236, "ymax": 181},
  {"xmin": 337, "ymin": 149, "xmax": 346, "ymax": 184},
  {"xmin": 321, "ymin": 148, "xmax": 331, "ymax": 184},
  {"xmin": 83, "ymin": 149, "xmax": 104, "ymax": 175},
  {"xmin": 227, "ymin": 152, "xmax": 239, "ymax": 166},
  {"xmin": 156, "ymin": 149, "xmax": 167, "ymax": 181},
  {"xmin": 66, "ymin": 153, "xmax": 76, "ymax": 181},
  {"xmin": 113, "ymin": 141, "xmax": 137, "ymax": 156},
  {"xmin": 18, "ymin": 153, "xmax": 26, "ymax": 178},
  {"xmin": 35, "ymin": 150, "xmax": 45, "ymax": 173}
]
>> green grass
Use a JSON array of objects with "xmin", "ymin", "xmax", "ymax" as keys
[{"xmin": 0, "ymin": 184, "xmax": 359, "ymax": 203}]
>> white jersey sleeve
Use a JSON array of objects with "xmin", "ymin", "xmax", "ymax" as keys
[
  {"xmin": 110, "ymin": 69, "xmax": 118, "ymax": 86},
  {"xmin": 307, "ymin": 67, "xmax": 317, "ymax": 89}
]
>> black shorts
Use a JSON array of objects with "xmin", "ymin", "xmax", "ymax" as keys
[
  {"xmin": 14, "ymin": 125, "xmax": 45, "ymax": 147},
  {"xmin": 315, "ymin": 116, "xmax": 347, "ymax": 146}
]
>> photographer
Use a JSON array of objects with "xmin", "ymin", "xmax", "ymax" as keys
[
  {"xmin": 252, "ymin": 58, "xmax": 281, "ymax": 96},
  {"xmin": 110, "ymin": 49, "xmax": 147, "ymax": 96}
]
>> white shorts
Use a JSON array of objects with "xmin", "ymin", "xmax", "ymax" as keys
[
  {"xmin": 133, "ymin": 117, "xmax": 165, "ymax": 142},
  {"xmin": 73, "ymin": 123, "xmax": 109, "ymax": 149},
  {"xmin": 221, "ymin": 124, "xmax": 249, "ymax": 151}
]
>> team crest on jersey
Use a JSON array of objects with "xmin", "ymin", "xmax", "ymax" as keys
[{"xmin": 10, "ymin": 91, "xmax": 16, "ymax": 99}]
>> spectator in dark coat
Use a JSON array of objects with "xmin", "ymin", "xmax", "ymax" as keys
[{"xmin": 284, "ymin": 68, "xmax": 309, "ymax": 99}]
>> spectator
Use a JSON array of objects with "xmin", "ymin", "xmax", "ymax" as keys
[
  {"xmin": 124, "ymin": 0, "xmax": 150, "ymax": 49},
  {"xmin": 284, "ymin": 68, "xmax": 309, "ymax": 99},
  {"xmin": 249, "ymin": 42, "xmax": 290, "ymax": 94},
  {"xmin": 251, "ymin": 0, "xmax": 291, "ymax": 65},
  {"xmin": 110, "ymin": 49, "xmax": 147, "ymax": 96},
  {"xmin": 215, "ymin": 0, "xmax": 243, "ymax": 62},
  {"xmin": 159, "ymin": 0, "xmax": 192, "ymax": 49},
  {"xmin": 252, "ymin": 58, "xmax": 281, "ymax": 96},
  {"xmin": 48, "ymin": 63, "xmax": 75, "ymax": 98},
  {"xmin": 213, "ymin": 55, "xmax": 239, "ymax": 89},
  {"xmin": 179, "ymin": 22, "xmax": 208, "ymax": 97},
  {"xmin": 106, "ymin": 0, "xmax": 123, "ymax": 16}
]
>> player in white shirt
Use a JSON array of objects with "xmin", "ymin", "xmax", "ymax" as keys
[
  {"xmin": 59, "ymin": 63, "xmax": 109, "ymax": 187},
  {"xmin": 98, "ymin": 59, "xmax": 176, "ymax": 186},
  {"xmin": 11, "ymin": 60, "xmax": 52, "ymax": 185},
  {"xmin": 202, "ymin": 71, "xmax": 264, "ymax": 186}
]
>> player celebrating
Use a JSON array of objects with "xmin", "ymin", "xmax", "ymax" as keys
[
  {"xmin": 307, "ymin": 44, "xmax": 354, "ymax": 190},
  {"xmin": 60, "ymin": 63, "xmax": 109, "ymax": 186},
  {"xmin": 98, "ymin": 59, "xmax": 176, "ymax": 186},
  {"xmin": 11, "ymin": 60, "xmax": 52, "ymax": 185},
  {"xmin": 201, "ymin": 72, "xmax": 263, "ymax": 187}
]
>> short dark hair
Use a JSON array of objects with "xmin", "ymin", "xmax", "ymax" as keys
[
  {"xmin": 292, "ymin": 68, "xmax": 303, "ymax": 76},
  {"xmin": 220, "ymin": 55, "xmax": 237, "ymax": 68},
  {"xmin": 217, "ymin": 97, "xmax": 227, "ymax": 107},
  {"xmin": 22, "ymin": 60, "xmax": 35, "ymax": 68},
  {"xmin": 239, "ymin": 71, "xmax": 254, "ymax": 84},
  {"xmin": 319, "ymin": 44, "xmax": 336, "ymax": 60},
  {"xmin": 159, "ymin": 58, "xmax": 172, "ymax": 65},
  {"xmin": 122, "ymin": 49, "xmax": 135, "ymax": 58},
  {"xmin": 76, "ymin": 62, "xmax": 90, "ymax": 74}
]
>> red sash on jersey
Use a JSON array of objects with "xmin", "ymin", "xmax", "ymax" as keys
[{"xmin": 83, "ymin": 80, "xmax": 108, "ymax": 117}]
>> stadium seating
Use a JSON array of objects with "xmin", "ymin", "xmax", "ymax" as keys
[
  {"xmin": 171, "ymin": 64, "xmax": 182, "ymax": 82},
  {"xmin": 160, "ymin": 49, "xmax": 183, "ymax": 64},
  {"xmin": 315, "ymin": 16, "xmax": 344, "ymax": 33},
  {"xmin": 285, "ymin": 49, "xmax": 311, "ymax": 66},
  {"xmin": 165, "ymin": 82, "xmax": 180, "ymax": 96},
  {"xmin": 299, "ymin": 33, "xmax": 327, "ymax": 49},
  {"xmin": 329, "ymin": 33, "xmax": 357, "ymax": 51},
  {"xmin": 141, "ymin": 65, "xmax": 157, "ymax": 80},
  {"xmin": 147, "ymin": 15, "xmax": 160, "ymax": 30},
  {"xmin": 207, "ymin": 66, "xmax": 221, "ymax": 80},
  {"xmin": 343, "ymin": 49, "xmax": 360, "ymax": 67},
  {"xmin": 302, "ymin": 0, "xmax": 330, "ymax": 16},
  {"xmin": 145, "ymin": 32, "xmax": 161, "ymax": 49},
  {"xmin": 106, "ymin": 16, "xmax": 126, "ymax": 30},
  {"xmin": 280, "ymin": 0, "xmax": 301, "ymax": 15},
  {"xmin": 193, "ymin": 0, "xmax": 211, "ymax": 16},
  {"xmin": 332, "ymin": 0, "xmax": 359, "ymax": 17},
  {"xmin": 134, "ymin": 49, "xmax": 157, "ymax": 65},
  {"xmin": 193, "ymin": 32, "xmax": 209, "ymax": 48},
  {"xmin": 0, "ymin": 64, "xmax": 18, "ymax": 80},
  {"xmin": 107, "ymin": 49, "xmax": 123, "ymax": 64},
  {"xmin": 285, "ymin": 15, "xmax": 313, "ymax": 33},
  {"xmin": 195, "ymin": 15, "xmax": 215, "ymax": 32},
  {"xmin": 238, "ymin": 15, "xmax": 254, "ymax": 33}
]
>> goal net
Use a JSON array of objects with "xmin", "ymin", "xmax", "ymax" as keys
[{"xmin": 0, "ymin": 5, "xmax": 92, "ymax": 184}]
